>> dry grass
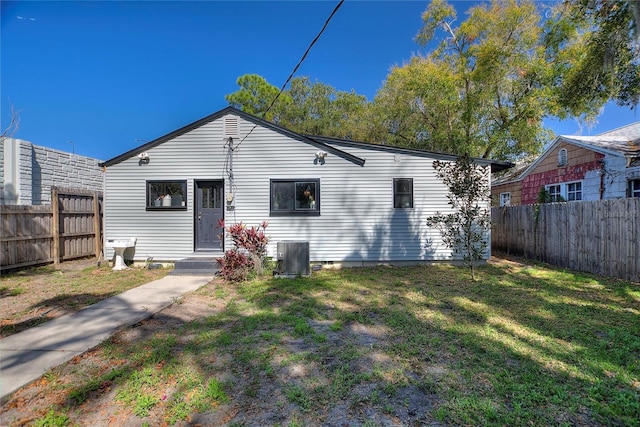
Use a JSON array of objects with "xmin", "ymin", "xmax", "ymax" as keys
[{"xmin": 0, "ymin": 258, "xmax": 169, "ymax": 338}]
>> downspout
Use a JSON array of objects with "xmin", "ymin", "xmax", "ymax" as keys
[{"xmin": 598, "ymin": 159, "xmax": 605, "ymax": 200}]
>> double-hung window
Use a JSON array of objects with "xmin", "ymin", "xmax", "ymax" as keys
[
  {"xmin": 270, "ymin": 179, "xmax": 320, "ymax": 216},
  {"xmin": 147, "ymin": 180, "xmax": 187, "ymax": 210},
  {"xmin": 394, "ymin": 178, "xmax": 413, "ymax": 209},
  {"xmin": 546, "ymin": 184, "xmax": 562, "ymax": 202},
  {"xmin": 566, "ymin": 181, "xmax": 582, "ymax": 201},
  {"xmin": 546, "ymin": 181, "xmax": 582, "ymax": 202}
]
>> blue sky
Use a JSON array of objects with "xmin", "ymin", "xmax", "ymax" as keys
[{"xmin": 2, "ymin": 1, "xmax": 638, "ymax": 161}]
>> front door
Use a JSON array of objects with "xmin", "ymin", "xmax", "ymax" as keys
[{"xmin": 195, "ymin": 181, "xmax": 224, "ymax": 251}]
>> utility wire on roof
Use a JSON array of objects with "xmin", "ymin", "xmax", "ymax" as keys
[{"xmin": 236, "ymin": 0, "xmax": 345, "ymax": 148}]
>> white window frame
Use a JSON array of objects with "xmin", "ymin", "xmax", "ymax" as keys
[
  {"xmin": 546, "ymin": 184, "xmax": 562, "ymax": 202},
  {"xmin": 499, "ymin": 192, "xmax": 511, "ymax": 207},
  {"xmin": 566, "ymin": 181, "xmax": 582, "ymax": 201},
  {"xmin": 545, "ymin": 181, "xmax": 583, "ymax": 202}
]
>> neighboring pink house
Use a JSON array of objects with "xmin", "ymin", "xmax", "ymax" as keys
[{"xmin": 492, "ymin": 122, "xmax": 640, "ymax": 206}]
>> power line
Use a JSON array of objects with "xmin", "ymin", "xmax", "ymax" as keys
[{"xmin": 236, "ymin": 0, "xmax": 345, "ymax": 147}]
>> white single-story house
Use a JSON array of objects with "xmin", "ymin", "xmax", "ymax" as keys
[{"xmin": 100, "ymin": 106, "xmax": 511, "ymax": 268}]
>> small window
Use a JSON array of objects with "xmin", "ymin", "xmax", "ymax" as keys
[
  {"xmin": 566, "ymin": 181, "xmax": 582, "ymax": 201},
  {"xmin": 147, "ymin": 180, "xmax": 187, "ymax": 210},
  {"xmin": 546, "ymin": 184, "xmax": 562, "ymax": 202},
  {"xmin": 270, "ymin": 179, "xmax": 320, "ymax": 216},
  {"xmin": 558, "ymin": 148, "xmax": 568, "ymax": 166},
  {"xmin": 394, "ymin": 178, "xmax": 413, "ymax": 209},
  {"xmin": 629, "ymin": 179, "xmax": 640, "ymax": 198},
  {"xmin": 500, "ymin": 192, "xmax": 511, "ymax": 207}
]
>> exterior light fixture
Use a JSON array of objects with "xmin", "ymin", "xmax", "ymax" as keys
[{"xmin": 315, "ymin": 151, "xmax": 327, "ymax": 165}]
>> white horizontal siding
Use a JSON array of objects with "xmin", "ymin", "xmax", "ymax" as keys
[{"xmin": 104, "ymin": 114, "xmax": 490, "ymax": 263}]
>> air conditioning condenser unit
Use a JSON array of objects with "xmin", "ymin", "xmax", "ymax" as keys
[{"xmin": 275, "ymin": 241, "xmax": 310, "ymax": 278}]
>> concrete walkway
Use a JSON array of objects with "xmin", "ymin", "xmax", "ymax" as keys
[{"xmin": 0, "ymin": 274, "xmax": 213, "ymax": 402}]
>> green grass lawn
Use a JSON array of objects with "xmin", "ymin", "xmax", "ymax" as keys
[{"xmin": 7, "ymin": 257, "xmax": 639, "ymax": 426}]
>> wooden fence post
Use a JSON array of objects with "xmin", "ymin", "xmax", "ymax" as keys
[
  {"xmin": 51, "ymin": 186, "xmax": 60, "ymax": 266},
  {"xmin": 93, "ymin": 191, "xmax": 101, "ymax": 259}
]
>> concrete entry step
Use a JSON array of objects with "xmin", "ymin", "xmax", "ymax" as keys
[{"xmin": 170, "ymin": 257, "xmax": 219, "ymax": 276}]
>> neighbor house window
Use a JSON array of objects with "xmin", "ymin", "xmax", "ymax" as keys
[
  {"xmin": 270, "ymin": 179, "xmax": 320, "ymax": 216},
  {"xmin": 566, "ymin": 181, "xmax": 582, "ymax": 201},
  {"xmin": 546, "ymin": 184, "xmax": 562, "ymax": 202},
  {"xmin": 558, "ymin": 148, "xmax": 568, "ymax": 166},
  {"xmin": 500, "ymin": 192, "xmax": 511, "ymax": 207},
  {"xmin": 629, "ymin": 179, "xmax": 640, "ymax": 198},
  {"xmin": 394, "ymin": 178, "xmax": 413, "ymax": 208},
  {"xmin": 147, "ymin": 180, "xmax": 187, "ymax": 210}
]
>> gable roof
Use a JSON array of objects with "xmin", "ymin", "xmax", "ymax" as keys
[
  {"xmin": 560, "ymin": 121, "xmax": 640, "ymax": 157},
  {"xmin": 309, "ymin": 135, "xmax": 513, "ymax": 172},
  {"xmin": 100, "ymin": 106, "xmax": 514, "ymax": 172},
  {"xmin": 494, "ymin": 121, "xmax": 640, "ymax": 185},
  {"xmin": 100, "ymin": 106, "xmax": 366, "ymax": 167}
]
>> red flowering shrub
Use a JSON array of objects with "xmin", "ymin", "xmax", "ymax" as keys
[
  {"xmin": 216, "ymin": 220, "xmax": 269, "ymax": 282},
  {"xmin": 216, "ymin": 249, "xmax": 250, "ymax": 282}
]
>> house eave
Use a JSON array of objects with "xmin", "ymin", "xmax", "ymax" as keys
[{"xmin": 309, "ymin": 135, "xmax": 514, "ymax": 172}]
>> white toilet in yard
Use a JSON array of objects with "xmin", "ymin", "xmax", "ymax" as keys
[{"xmin": 105, "ymin": 238, "xmax": 137, "ymax": 270}]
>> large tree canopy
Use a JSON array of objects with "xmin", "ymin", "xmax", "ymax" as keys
[
  {"xmin": 226, "ymin": 0, "xmax": 638, "ymax": 162},
  {"xmin": 226, "ymin": 74, "xmax": 370, "ymax": 140},
  {"xmin": 546, "ymin": 0, "xmax": 640, "ymax": 116},
  {"xmin": 375, "ymin": 0, "xmax": 554, "ymax": 161},
  {"xmin": 224, "ymin": 74, "xmax": 291, "ymax": 122},
  {"xmin": 277, "ymin": 76, "xmax": 370, "ymax": 139}
]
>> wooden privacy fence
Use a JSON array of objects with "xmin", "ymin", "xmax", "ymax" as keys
[
  {"xmin": 0, "ymin": 187, "xmax": 103, "ymax": 271},
  {"xmin": 492, "ymin": 198, "xmax": 640, "ymax": 282}
]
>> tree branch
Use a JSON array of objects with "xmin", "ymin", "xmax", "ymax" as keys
[{"xmin": 1, "ymin": 104, "xmax": 21, "ymax": 139}]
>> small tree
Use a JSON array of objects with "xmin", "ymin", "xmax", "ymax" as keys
[{"xmin": 426, "ymin": 155, "xmax": 491, "ymax": 279}]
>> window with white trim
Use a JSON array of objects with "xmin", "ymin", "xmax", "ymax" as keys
[
  {"xmin": 546, "ymin": 181, "xmax": 583, "ymax": 202},
  {"xmin": 629, "ymin": 179, "xmax": 640, "ymax": 198},
  {"xmin": 566, "ymin": 181, "xmax": 582, "ymax": 201},
  {"xmin": 558, "ymin": 148, "xmax": 568, "ymax": 166},
  {"xmin": 499, "ymin": 192, "xmax": 511, "ymax": 206},
  {"xmin": 546, "ymin": 184, "xmax": 562, "ymax": 202}
]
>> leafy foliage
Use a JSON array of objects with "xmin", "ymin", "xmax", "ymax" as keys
[
  {"xmin": 426, "ymin": 155, "xmax": 491, "ymax": 279},
  {"xmin": 547, "ymin": 0, "xmax": 640, "ymax": 115},
  {"xmin": 226, "ymin": 74, "xmax": 371, "ymax": 141},
  {"xmin": 224, "ymin": 74, "xmax": 291, "ymax": 122},
  {"xmin": 225, "ymin": 0, "xmax": 638, "ymax": 162},
  {"xmin": 216, "ymin": 249, "xmax": 251, "ymax": 282},
  {"xmin": 216, "ymin": 220, "xmax": 269, "ymax": 282},
  {"xmin": 376, "ymin": 0, "xmax": 553, "ymax": 161},
  {"xmin": 225, "ymin": 221, "xmax": 269, "ymax": 260}
]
